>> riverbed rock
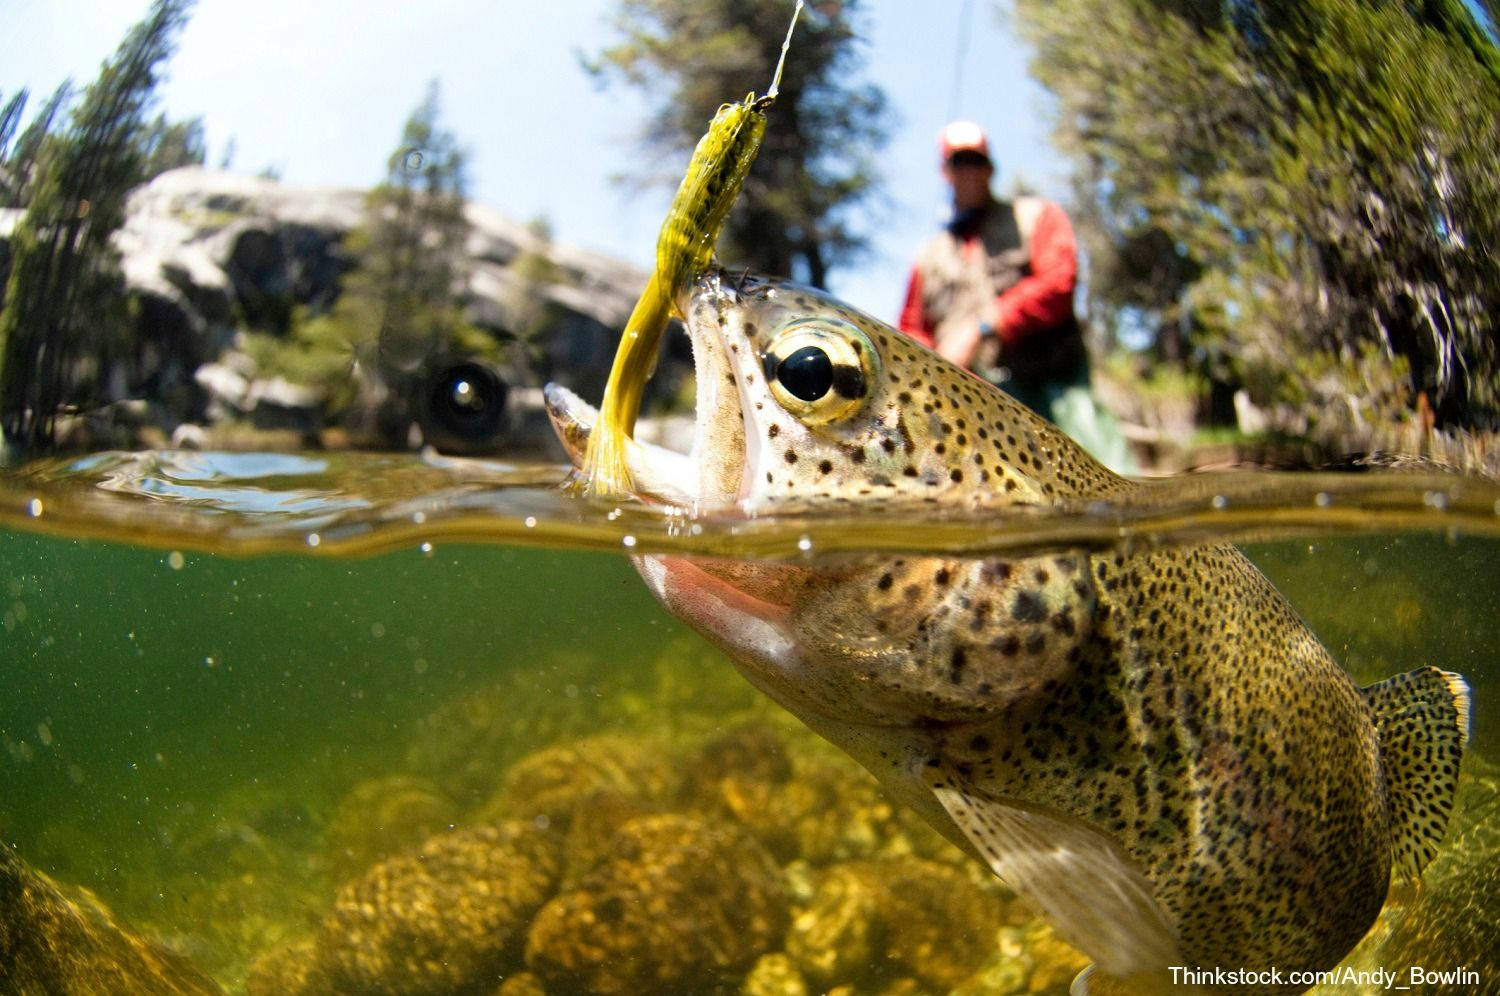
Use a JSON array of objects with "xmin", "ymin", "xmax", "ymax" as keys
[
  {"xmin": 785, "ymin": 863, "xmax": 881, "ymax": 986},
  {"xmin": 786, "ymin": 857, "xmax": 1003, "ymax": 991},
  {"xmin": 742, "ymin": 952, "xmax": 810, "ymax": 996},
  {"xmin": 483, "ymin": 731, "xmax": 681, "ymax": 833},
  {"xmin": 308, "ymin": 822, "xmax": 560, "ymax": 994},
  {"xmin": 524, "ymin": 814, "xmax": 788, "ymax": 994},
  {"xmin": 0, "ymin": 840, "xmax": 222, "ymax": 995},
  {"xmin": 324, "ymin": 774, "xmax": 459, "ymax": 879}
]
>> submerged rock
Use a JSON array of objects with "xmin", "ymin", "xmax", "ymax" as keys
[
  {"xmin": 245, "ymin": 937, "xmax": 327, "ymax": 995},
  {"xmin": 525, "ymin": 814, "xmax": 788, "ymax": 994},
  {"xmin": 495, "ymin": 970, "xmax": 550, "ymax": 996},
  {"xmin": 725, "ymin": 749, "xmax": 933, "ymax": 865},
  {"xmin": 325, "ymin": 774, "xmax": 459, "ymax": 879},
  {"xmin": 742, "ymin": 952, "xmax": 810, "ymax": 996},
  {"xmin": 689, "ymin": 722, "xmax": 794, "ymax": 789},
  {"xmin": 0, "ymin": 841, "xmax": 222, "ymax": 995},
  {"xmin": 251, "ymin": 822, "xmax": 560, "ymax": 995},
  {"xmin": 786, "ymin": 857, "xmax": 1004, "ymax": 991},
  {"xmin": 877, "ymin": 858, "xmax": 1005, "ymax": 988},
  {"xmin": 785, "ymin": 864, "xmax": 880, "ymax": 986},
  {"xmin": 483, "ymin": 731, "xmax": 681, "ymax": 831}
]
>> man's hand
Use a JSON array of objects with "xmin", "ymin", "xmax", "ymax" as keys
[
  {"xmin": 937, "ymin": 321, "xmax": 983, "ymax": 369},
  {"xmin": 938, "ymin": 302, "xmax": 1003, "ymax": 370}
]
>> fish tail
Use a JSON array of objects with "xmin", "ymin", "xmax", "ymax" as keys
[{"xmin": 1362, "ymin": 666, "xmax": 1470, "ymax": 880}]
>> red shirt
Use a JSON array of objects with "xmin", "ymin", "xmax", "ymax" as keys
[{"xmin": 898, "ymin": 198, "xmax": 1078, "ymax": 351}]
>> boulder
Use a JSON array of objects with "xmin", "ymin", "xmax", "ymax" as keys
[
  {"xmin": 109, "ymin": 167, "xmax": 682, "ymax": 452},
  {"xmin": 0, "ymin": 840, "xmax": 222, "ymax": 995},
  {"xmin": 524, "ymin": 814, "xmax": 789, "ymax": 994}
]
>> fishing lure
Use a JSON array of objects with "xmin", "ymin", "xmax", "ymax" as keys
[{"xmin": 577, "ymin": 2, "xmax": 802, "ymax": 498}]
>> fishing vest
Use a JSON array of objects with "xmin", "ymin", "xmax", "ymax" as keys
[{"xmin": 915, "ymin": 196, "xmax": 1086, "ymax": 386}]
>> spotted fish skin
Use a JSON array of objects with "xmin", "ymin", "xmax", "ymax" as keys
[{"xmin": 545, "ymin": 270, "xmax": 1469, "ymax": 995}]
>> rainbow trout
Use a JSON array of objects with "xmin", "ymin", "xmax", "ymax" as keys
[{"xmin": 544, "ymin": 270, "xmax": 1470, "ymax": 995}]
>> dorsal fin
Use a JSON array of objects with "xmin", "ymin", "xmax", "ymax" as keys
[
  {"xmin": 1363, "ymin": 666, "xmax": 1470, "ymax": 879},
  {"xmin": 920, "ymin": 761, "xmax": 1182, "ymax": 991}
]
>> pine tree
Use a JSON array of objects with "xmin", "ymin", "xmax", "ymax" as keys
[
  {"xmin": 0, "ymin": 83, "xmax": 72, "ymax": 209},
  {"xmin": 261, "ymin": 82, "xmax": 490, "ymax": 442},
  {"xmin": 0, "ymin": 0, "xmax": 195, "ymax": 454},
  {"xmin": 586, "ymin": 0, "xmax": 890, "ymax": 288},
  {"xmin": 1014, "ymin": 0, "xmax": 1500, "ymax": 430},
  {"xmin": 140, "ymin": 112, "xmax": 207, "ymax": 180},
  {"xmin": 358, "ymin": 81, "xmax": 474, "ymax": 383}
]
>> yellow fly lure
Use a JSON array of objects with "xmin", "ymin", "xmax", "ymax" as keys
[{"xmin": 576, "ymin": 2, "xmax": 803, "ymax": 498}]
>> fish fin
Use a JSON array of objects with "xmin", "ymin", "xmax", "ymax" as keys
[
  {"xmin": 922, "ymin": 762, "xmax": 1181, "ymax": 982},
  {"xmin": 1362, "ymin": 666, "xmax": 1470, "ymax": 879}
]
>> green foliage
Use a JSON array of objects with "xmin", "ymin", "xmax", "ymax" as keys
[
  {"xmin": 253, "ymin": 83, "xmax": 493, "ymax": 428},
  {"xmin": 140, "ymin": 112, "xmax": 207, "ymax": 180},
  {"xmin": 0, "ymin": 83, "xmax": 71, "ymax": 209},
  {"xmin": 1014, "ymin": 0, "xmax": 1500, "ymax": 431},
  {"xmin": 239, "ymin": 308, "xmax": 359, "ymax": 410},
  {"xmin": 585, "ymin": 0, "xmax": 891, "ymax": 287},
  {"xmin": 500, "ymin": 217, "xmax": 567, "ymax": 374},
  {"xmin": 0, "ymin": 0, "xmax": 195, "ymax": 453},
  {"xmin": 353, "ymin": 81, "xmax": 478, "ymax": 383}
]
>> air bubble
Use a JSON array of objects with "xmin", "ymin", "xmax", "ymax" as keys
[
  {"xmin": 524, "ymin": 516, "xmax": 537, "ymax": 528},
  {"xmin": 306, "ymin": 533, "xmax": 321, "ymax": 548},
  {"xmin": 1314, "ymin": 492, "xmax": 1331, "ymax": 508},
  {"xmin": 26, "ymin": 498, "xmax": 42, "ymax": 517},
  {"xmin": 797, "ymin": 535, "xmax": 813, "ymax": 552},
  {"xmin": 420, "ymin": 542, "xmax": 434, "ymax": 555},
  {"xmin": 622, "ymin": 535, "xmax": 637, "ymax": 548},
  {"xmin": 1210, "ymin": 495, "xmax": 1228, "ymax": 510},
  {"xmin": 167, "ymin": 551, "xmax": 185, "ymax": 570}
]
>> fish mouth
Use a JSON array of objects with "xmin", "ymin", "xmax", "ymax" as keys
[{"xmin": 544, "ymin": 268, "xmax": 748, "ymax": 510}]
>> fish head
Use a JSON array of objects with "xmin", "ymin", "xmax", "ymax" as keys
[
  {"xmin": 545, "ymin": 269, "xmax": 1116, "ymax": 729},
  {"xmin": 549, "ymin": 268, "xmax": 1121, "ymax": 514}
]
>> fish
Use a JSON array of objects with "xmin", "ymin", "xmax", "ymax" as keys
[{"xmin": 543, "ymin": 269, "xmax": 1471, "ymax": 995}]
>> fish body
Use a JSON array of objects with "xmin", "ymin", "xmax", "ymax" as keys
[{"xmin": 545, "ymin": 270, "xmax": 1469, "ymax": 995}]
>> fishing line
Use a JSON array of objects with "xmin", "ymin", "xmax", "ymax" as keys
[
  {"xmin": 949, "ymin": 0, "xmax": 975, "ymax": 120},
  {"xmin": 769, "ymin": 0, "xmax": 804, "ymax": 101}
]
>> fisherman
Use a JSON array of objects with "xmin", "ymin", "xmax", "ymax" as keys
[{"xmin": 898, "ymin": 120, "xmax": 1135, "ymax": 472}]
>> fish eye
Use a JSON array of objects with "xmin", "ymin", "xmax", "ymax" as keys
[
  {"xmin": 776, "ymin": 346, "xmax": 834, "ymax": 402},
  {"xmin": 763, "ymin": 318, "xmax": 877, "ymax": 424}
]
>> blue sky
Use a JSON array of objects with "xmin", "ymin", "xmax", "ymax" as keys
[{"xmin": 1, "ymin": 0, "xmax": 1068, "ymax": 320}]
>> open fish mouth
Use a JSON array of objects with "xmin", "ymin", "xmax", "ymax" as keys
[{"xmin": 544, "ymin": 269, "xmax": 750, "ymax": 511}]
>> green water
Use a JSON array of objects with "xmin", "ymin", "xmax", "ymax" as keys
[{"xmin": 1, "ymin": 451, "xmax": 1498, "ymax": 994}]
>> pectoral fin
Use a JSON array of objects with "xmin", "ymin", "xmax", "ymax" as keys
[{"xmin": 922, "ymin": 762, "xmax": 1183, "ymax": 990}]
